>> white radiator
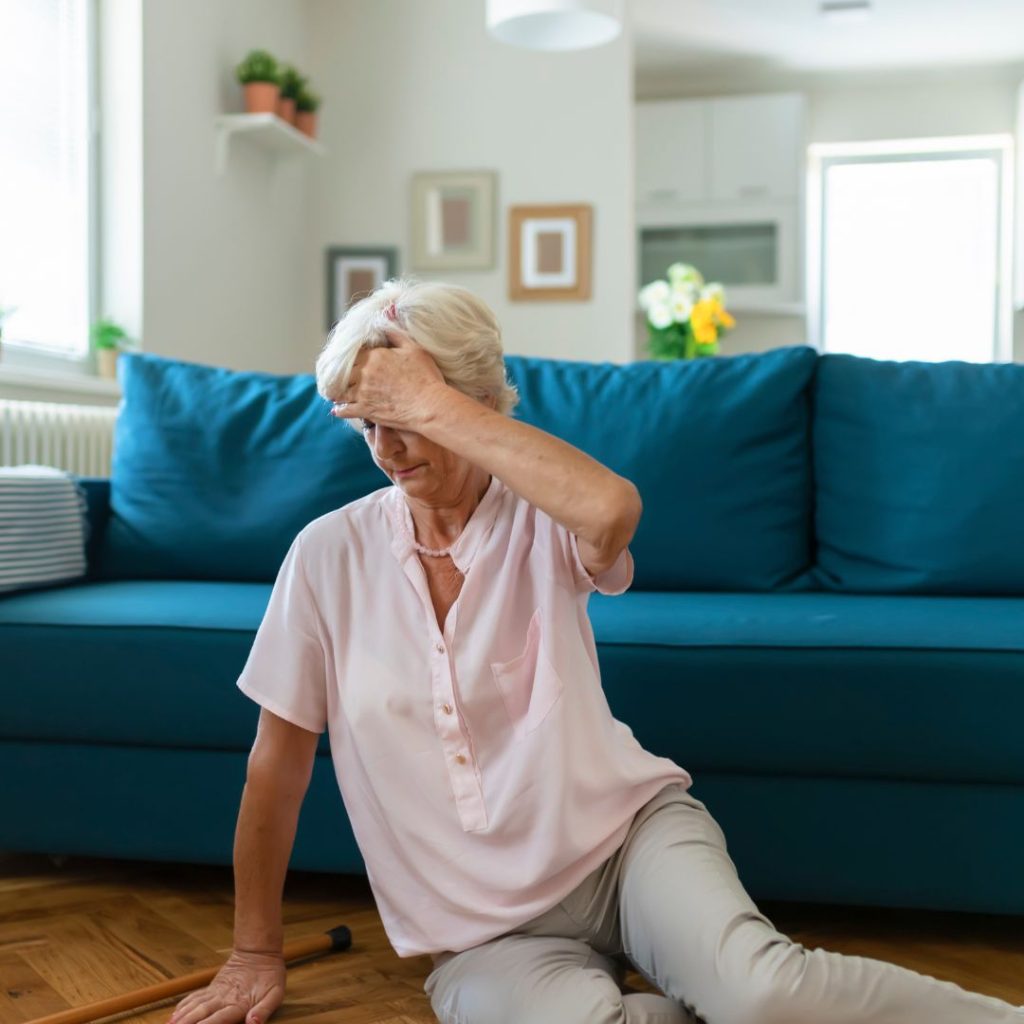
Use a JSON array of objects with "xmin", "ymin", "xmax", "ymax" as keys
[{"xmin": 0, "ymin": 399, "xmax": 119, "ymax": 477}]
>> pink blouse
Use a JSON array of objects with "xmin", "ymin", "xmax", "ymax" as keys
[{"xmin": 235, "ymin": 472, "xmax": 693, "ymax": 958}]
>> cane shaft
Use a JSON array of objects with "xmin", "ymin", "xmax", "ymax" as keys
[{"xmin": 25, "ymin": 925, "xmax": 352, "ymax": 1024}]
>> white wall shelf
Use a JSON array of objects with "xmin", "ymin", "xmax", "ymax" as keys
[{"xmin": 214, "ymin": 113, "xmax": 325, "ymax": 175}]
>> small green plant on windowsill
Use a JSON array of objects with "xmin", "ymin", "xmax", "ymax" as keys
[
  {"xmin": 90, "ymin": 317, "xmax": 136, "ymax": 380},
  {"xmin": 90, "ymin": 317, "xmax": 127, "ymax": 350}
]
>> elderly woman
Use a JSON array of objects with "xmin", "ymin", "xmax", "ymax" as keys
[{"xmin": 170, "ymin": 281, "xmax": 1024, "ymax": 1024}]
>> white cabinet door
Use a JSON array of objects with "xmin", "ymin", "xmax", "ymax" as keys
[
  {"xmin": 709, "ymin": 93, "xmax": 804, "ymax": 202},
  {"xmin": 636, "ymin": 99, "xmax": 707, "ymax": 205}
]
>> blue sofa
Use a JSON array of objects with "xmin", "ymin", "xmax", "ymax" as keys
[{"xmin": 4, "ymin": 344, "xmax": 1023, "ymax": 916}]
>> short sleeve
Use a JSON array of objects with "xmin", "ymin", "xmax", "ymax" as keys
[
  {"xmin": 567, "ymin": 527, "xmax": 634, "ymax": 596},
  {"xmin": 236, "ymin": 532, "xmax": 328, "ymax": 734},
  {"xmin": 538, "ymin": 507, "xmax": 634, "ymax": 596}
]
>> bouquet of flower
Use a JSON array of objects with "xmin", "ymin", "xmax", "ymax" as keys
[{"xmin": 638, "ymin": 263, "xmax": 736, "ymax": 360}]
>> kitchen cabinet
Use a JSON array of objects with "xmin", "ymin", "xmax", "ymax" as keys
[
  {"xmin": 708, "ymin": 94, "xmax": 804, "ymax": 202},
  {"xmin": 635, "ymin": 99, "xmax": 707, "ymax": 205}
]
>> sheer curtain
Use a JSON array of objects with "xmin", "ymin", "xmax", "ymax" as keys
[{"xmin": 0, "ymin": 0, "xmax": 92, "ymax": 358}]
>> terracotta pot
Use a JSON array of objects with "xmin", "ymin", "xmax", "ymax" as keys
[
  {"xmin": 277, "ymin": 96, "xmax": 297, "ymax": 124},
  {"xmin": 243, "ymin": 81, "xmax": 279, "ymax": 114},
  {"xmin": 97, "ymin": 348, "xmax": 120, "ymax": 379},
  {"xmin": 295, "ymin": 111, "xmax": 318, "ymax": 138}
]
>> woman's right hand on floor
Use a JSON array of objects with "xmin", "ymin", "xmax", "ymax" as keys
[{"xmin": 167, "ymin": 949, "xmax": 286, "ymax": 1024}]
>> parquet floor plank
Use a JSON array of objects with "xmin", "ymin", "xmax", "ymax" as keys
[{"xmin": 1, "ymin": 850, "xmax": 1021, "ymax": 1023}]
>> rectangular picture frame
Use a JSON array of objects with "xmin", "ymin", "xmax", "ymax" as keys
[
  {"xmin": 509, "ymin": 204, "xmax": 592, "ymax": 301},
  {"xmin": 326, "ymin": 246, "xmax": 398, "ymax": 330},
  {"xmin": 411, "ymin": 170, "xmax": 497, "ymax": 270}
]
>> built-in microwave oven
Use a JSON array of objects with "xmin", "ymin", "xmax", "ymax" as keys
[{"xmin": 636, "ymin": 200, "xmax": 802, "ymax": 313}]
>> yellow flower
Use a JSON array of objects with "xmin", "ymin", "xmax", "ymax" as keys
[
  {"xmin": 687, "ymin": 300, "xmax": 717, "ymax": 344},
  {"xmin": 702, "ymin": 295, "xmax": 735, "ymax": 330},
  {"xmin": 691, "ymin": 299, "xmax": 711, "ymax": 324}
]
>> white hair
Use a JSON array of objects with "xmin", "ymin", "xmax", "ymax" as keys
[{"xmin": 315, "ymin": 276, "xmax": 520, "ymax": 433}]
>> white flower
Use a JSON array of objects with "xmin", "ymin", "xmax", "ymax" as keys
[
  {"xmin": 671, "ymin": 294, "xmax": 693, "ymax": 323},
  {"xmin": 700, "ymin": 282, "xmax": 726, "ymax": 304},
  {"xmin": 672, "ymin": 280, "xmax": 699, "ymax": 303},
  {"xmin": 666, "ymin": 262, "xmax": 704, "ymax": 290},
  {"xmin": 638, "ymin": 279, "xmax": 671, "ymax": 310},
  {"xmin": 648, "ymin": 302, "xmax": 674, "ymax": 329}
]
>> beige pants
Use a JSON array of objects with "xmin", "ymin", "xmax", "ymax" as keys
[{"xmin": 424, "ymin": 781, "xmax": 1024, "ymax": 1023}]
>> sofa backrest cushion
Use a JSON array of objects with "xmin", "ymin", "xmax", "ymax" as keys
[
  {"xmin": 811, "ymin": 353, "xmax": 1024, "ymax": 594},
  {"xmin": 503, "ymin": 344, "xmax": 817, "ymax": 590},
  {"xmin": 97, "ymin": 345, "xmax": 818, "ymax": 589},
  {"xmin": 97, "ymin": 353, "xmax": 382, "ymax": 581}
]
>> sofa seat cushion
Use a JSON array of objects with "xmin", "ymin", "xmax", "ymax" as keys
[
  {"xmin": 3, "ymin": 584, "xmax": 1022, "ymax": 785},
  {"xmin": 590, "ymin": 591, "xmax": 1024, "ymax": 786},
  {"xmin": 0, "ymin": 580, "xmax": 303, "ymax": 752}
]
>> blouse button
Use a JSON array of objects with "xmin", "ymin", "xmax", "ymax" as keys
[
  {"xmin": 434, "ymin": 643, "xmax": 445, "ymax": 654},
  {"xmin": 455, "ymin": 753, "xmax": 466, "ymax": 764},
  {"xmin": 442, "ymin": 703, "xmax": 453, "ymax": 714}
]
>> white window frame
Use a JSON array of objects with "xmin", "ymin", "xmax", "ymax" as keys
[
  {"xmin": 2, "ymin": 0, "xmax": 102, "ymax": 376},
  {"xmin": 806, "ymin": 135, "xmax": 1015, "ymax": 363}
]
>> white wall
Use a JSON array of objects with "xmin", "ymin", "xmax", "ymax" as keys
[
  {"xmin": 4, "ymin": 0, "xmax": 637, "ymax": 406},
  {"xmin": 140, "ymin": 0, "xmax": 313, "ymax": 376},
  {"xmin": 302, "ymin": 0, "xmax": 636, "ymax": 364},
  {"xmin": 51, "ymin": 0, "xmax": 635, "ymax": 409},
  {"xmin": 2, "ymin": 0, "xmax": 317, "ymax": 404},
  {"xmin": 635, "ymin": 63, "xmax": 1024, "ymax": 362}
]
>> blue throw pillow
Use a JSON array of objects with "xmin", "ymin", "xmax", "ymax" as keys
[
  {"xmin": 97, "ymin": 352, "xmax": 383, "ymax": 581},
  {"xmin": 812, "ymin": 353, "xmax": 1024, "ymax": 594},
  {"xmin": 98, "ymin": 346, "xmax": 817, "ymax": 589},
  {"xmin": 503, "ymin": 345, "xmax": 818, "ymax": 591}
]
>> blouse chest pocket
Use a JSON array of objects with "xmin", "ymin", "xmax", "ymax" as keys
[{"xmin": 490, "ymin": 606, "xmax": 564, "ymax": 741}]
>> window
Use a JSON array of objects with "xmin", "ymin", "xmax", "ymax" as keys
[
  {"xmin": 0, "ymin": 0, "xmax": 97, "ymax": 364},
  {"xmin": 807, "ymin": 136, "xmax": 1014, "ymax": 363}
]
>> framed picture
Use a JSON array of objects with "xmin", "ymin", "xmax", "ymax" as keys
[
  {"xmin": 411, "ymin": 171, "xmax": 497, "ymax": 270},
  {"xmin": 326, "ymin": 246, "xmax": 398, "ymax": 329},
  {"xmin": 509, "ymin": 204, "xmax": 592, "ymax": 301}
]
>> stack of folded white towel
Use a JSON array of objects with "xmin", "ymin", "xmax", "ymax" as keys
[{"xmin": 0, "ymin": 464, "xmax": 90, "ymax": 595}]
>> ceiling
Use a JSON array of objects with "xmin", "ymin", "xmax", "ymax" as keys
[{"xmin": 632, "ymin": 0, "xmax": 1024, "ymax": 79}]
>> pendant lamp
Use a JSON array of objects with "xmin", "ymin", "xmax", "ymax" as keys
[{"xmin": 486, "ymin": 0, "xmax": 623, "ymax": 51}]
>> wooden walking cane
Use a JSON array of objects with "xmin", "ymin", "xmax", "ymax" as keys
[{"xmin": 23, "ymin": 924, "xmax": 353, "ymax": 1024}]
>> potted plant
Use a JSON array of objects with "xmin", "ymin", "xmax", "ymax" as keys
[
  {"xmin": 90, "ymin": 317, "xmax": 131, "ymax": 379},
  {"xmin": 276, "ymin": 64, "xmax": 306, "ymax": 125},
  {"xmin": 638, "ymin": 263, "xmax": 736, "ymax": 360},
  {"xmin": 235, "ymin": 49, "xmax": 280, "ymax": 114},
  {"xmin": 295, "ymin": 86, "xmax": 321, "ymax": 139}
]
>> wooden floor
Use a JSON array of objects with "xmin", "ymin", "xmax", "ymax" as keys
[{"xmin": 1, "ymin": 849, "xmax": 1022, "ymax": 1023}]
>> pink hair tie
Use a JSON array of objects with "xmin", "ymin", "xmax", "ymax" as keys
[{"xmin": 384, "ymin": 301, "xmax": 398, "ymax": 322}]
